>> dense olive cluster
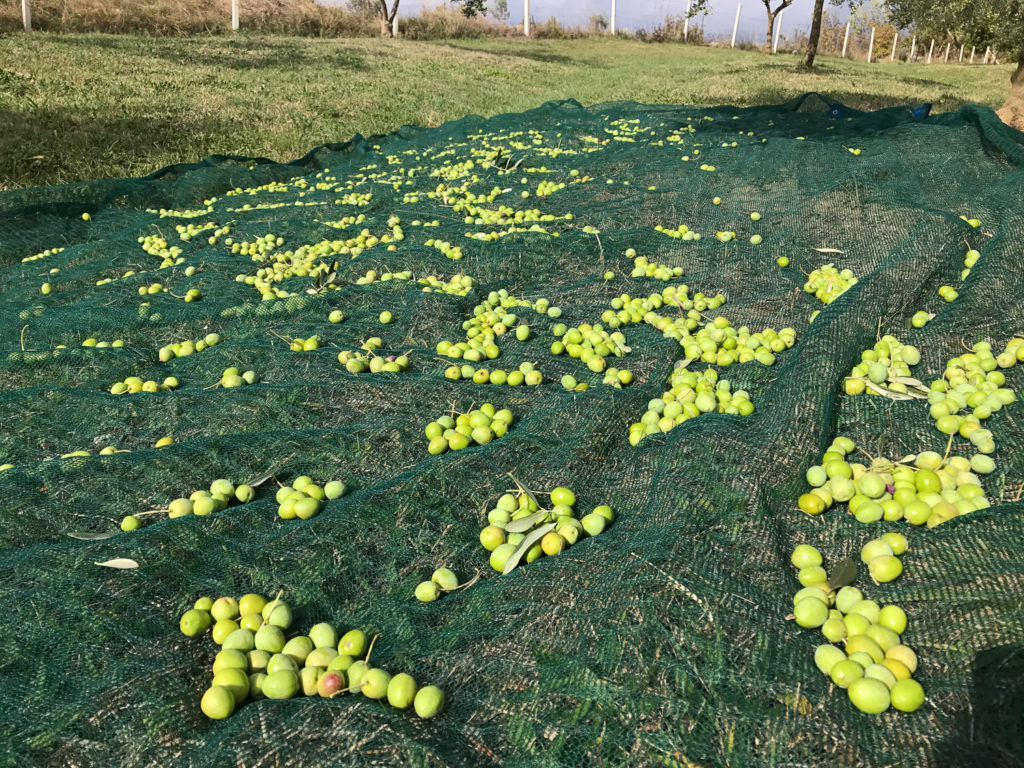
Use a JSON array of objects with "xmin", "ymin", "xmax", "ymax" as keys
[
  {"xmin": 803, "ymin": 264, "xmax": 858, "ymax": 304},
  {"xmin": 926, "ymin": 340, "xmax": 1020, "ymax": 450},
  {"xmin": 354, "ymin": 269, "xmax": 476, "ymax": 296},
  {"xmin": 478, "ymin": 485, "xmax": 613, "ymax": 574},
  {"xmin": 424, "ymin": 403, "xmax": 513, "ymax": 454},
  {"xmin": 437, "ymin": 289, "xmax": 557, "ymax": 362},
  {"xmin": 275, "ymin": 475, "xmax": 347, "ymax": 520},
  {"xmin": 109, "ymin": 375, "xmax": 179, "ymax": 395},
  {"xmin": 180, "ymin": 594, "xmax": 445, "ymax": 719},
  {"xmin": 336, "ymin": 348, "xmax": 410, "ymax": 374},
  {"xmin": 799, "ymin": 436, "xmax": 992, "ymax": 528},
  {"xmin": 159, "ymin": 332, "xmax": 222, "ymax": 361},
  {"xmin": 120, "ymin": 477, "xmax": 255, "ymax": 531},
  {"xmin": 790, "ymin": 545, "xmax": 925, "ymax": 714},
  {"xmin": 551, "ymin": 322, "xmax": 632, "ymax": 380},
  {"xmin": 844, "ymin": 336, "xmax": 921, "ymax": 396},
  {"xmin": 628, "ymin": 364, "xmax": 753, "ymax": 445}
]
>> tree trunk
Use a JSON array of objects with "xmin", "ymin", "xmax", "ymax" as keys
[
  {"xmin": 765, "ymin": 12, "xmax": 776, "ymax": 52},
  {"xmin": 380, "ymin": 17, "xmax": 393, "ymax": 36},
  {"xmin": 802, "ymin": 0, "xmax": 825, "ymax": 67},
  {"xmin": 997, "ymin": 49, "xmax": 1024, "ymax": 131}
]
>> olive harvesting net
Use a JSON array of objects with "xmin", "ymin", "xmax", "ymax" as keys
[{"xmin": 2, "ymin": 94, "xmax": 1024, "ymax": 768}]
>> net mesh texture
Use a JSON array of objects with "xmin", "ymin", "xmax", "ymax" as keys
[{"xmin": 1, "ymin": 94, "xmax": 1023, "ymax": 768}]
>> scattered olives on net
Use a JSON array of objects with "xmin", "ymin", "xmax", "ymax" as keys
[
  {"xmin": 843, "ymin": 335, "xmax": 922, "ymax": 396},
  {"xmin": 121, "ymin": 476, "xmax": 257, "ymax": 531},
  {"xmin": 336, "ymin": 348, "xmax": 410, "ymax": 374}
]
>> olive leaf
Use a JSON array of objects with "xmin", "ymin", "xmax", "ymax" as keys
[
  {"xmin": 95, "ymin": 558, "xmax": 140, "ymax": 569},
  {"xmin": 863, "ymin": 380, "xmax": 916, "ymax": 400},
  {"xmin": 888, "ymin": 376, "xmax": 926, "ymax": 388},
  {"xmin": 502, "ymin": 523, "xmax": 555, "ymax": 575},
  {"xmin": 507, "ymin": 473, "xmax": 543, "ymax": 513},
  {"xmin": 504, "ymin": 510, "xmax": 550, "ymax": 534},
  {"xmin": 67, "ymin": 531, "xmax": 117, "ymax": 541},
  {"xmin": 827, "ymin": 558, "xmax": 857, "ymax": 589},
  {"xmin": 812, "ymin": 247, "xmax": 844, "ymax": 253},
  {"xmin": 247, "ymin": 474, "xmax": 275, "ymax": 488}
]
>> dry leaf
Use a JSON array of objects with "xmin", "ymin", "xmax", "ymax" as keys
[{"xmin": 95, "ymin": 558, "xmax": 139, "ymax": 569}]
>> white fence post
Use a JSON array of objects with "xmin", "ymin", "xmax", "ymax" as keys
[
  {"xmin": 983, "ymin": 46, "xmax": 990, "ymax": 64},
  {"xmin": 926, "ymin": 39, "xmax": 933, "ymax": 63},
  {"xmin": 392, "ymin": 14, "xmax": 399, "ymax": 36},
  {"xmin": 772, "ymin": 9, "xmax": 783, "ymax": 53},
  {"xmin": 891, "ymin": 32, "xmax": 898, "ymax": 61},
  {"xmin": 524, "ymin": 0, "xmax": 530, "ymax": 36},
  {"xmin": 970, "ymin": 45, "xmax": 975, "ymax": 63},
  {"xmin": 731, "ymin": 3, "xmax": 740, "ymax": 48},
  {"xmin": 841, "ymin": 21, "xmax": 850, "ymax": 58},
  {"xmin": 910, "ymin": 36, "xmax": 916, "ymax": 61},
  {"xmin": 959, "ymin": 44, "xmax": 964, "ymax": 62},
  {"xmin": 609, "ymin": 0, "xmax": 616, "ymax": 35},
  {"xmin": 231, "ymin": 0, "xmax": 239, "ymax": 31},
  {"xmin": 943, "ymin": 41, "xmax": 950, "ymax": 62},
  {"xmin": 683, "ymin": 0, "xmax": 691, "ymax": 40},
  {"xmin": 22, "ymin": 0, "xmax": 31, "ymax": 31},
  {"xmin": 867, "ymin": 27, "xmax": 875, "ymax": 62}
]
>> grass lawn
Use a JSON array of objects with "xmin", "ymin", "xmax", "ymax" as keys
[{"xmin": 0, "ymin": 33, "xmax": 1014, "ymax": 189}]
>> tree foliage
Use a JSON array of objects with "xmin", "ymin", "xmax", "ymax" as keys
[{"xmin": 451, "ymin": 0, "xmax": 488, "ymax": 17}]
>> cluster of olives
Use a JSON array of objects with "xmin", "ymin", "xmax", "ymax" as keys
[
  {"xmin": 276, "ymin": 476, "xmax": 347, "ymax": 520},
  {"xmin": 289, "ymin": 335, "xmax": 321, "ymax": 351},
  {"xmin": 354, "ymin": 270, "xmax": 475, "ymax": 296},
  {"xmin": 443, "ymin": 361, "xmax": 543, "ymax": 386},
  {"xmin": 139, "ymin": 233, "xmax": 184, "ymax": 266},
  {"xmin": 624, "ymin": 248, "xmax": 684, "ymax": 281},
  {"xmin": 603, "ymin": 286, "xmax": 725, "ymax": 329},
  {"xmin": 21, "ymin": 246, "xmax": 64, "ymax": 263},
  {"xmin": 121, "ymin": 477, "xmax": 255, "ymax": 531},
  {"xmin": 803, "ymin": 264, "xmax": 858, "ymax": 304},
  {"xmin": 337, "ymin": 349, "xmax": 410, "ymax": 374},
  {"xmin": 137, "ymin": 282, "xmax": 168, "ymax": 296},
  {"xmin": 181, "ymin": 594, "xmax": 445, "ymax": 719},
  {"xmin": 82, "ymin": 338, "xmax": 126, "ymax": 348},
  {"xmin": 180, "ymin": 288, "xmax": 203, "ymax": 303},
  {"xmin": 424, "ymin": 404, "xmax": 513, "ymax": 454},
  {"xmin": 790, "ymin": 545, "xmax": 925, "ymax": 714},
  {"xmin": 628, "ymin": 364, "xmax": 753, "ymax": 445},
  {"xmin": 655, "ymin": 223, "xmax": 703, "ymax": 241},
  {"xmin": 861, "ymin": 535, "xmax": 907, "ymax": 584},
  {"xmin": 219, "ymin": 367, "xmax": 259, "ymax": 388},
  {"xmin": 551, "ymin": 322, "xmax": 631, "ymax": 377},
  {"xmin": 109, "ymin": 375, "xmax": 179, "ymax": 395},
  {"xmin": 799, "ymin": 436, "xmax": 992, "ymax": 528},
  {"xmin": 844, "ymin": 336, "xmax": 922, "ymax": 396},
  {"xmin": 424, "ymin": 238, "xmax": 464, "ymax": 261},
  {"xmin": 445, "ymin": 290, "xmax": 558, "ymax": 352},
  {"xmin": 479, "ymin": 486, "xmax": 613, "ymax": 574},
  {"xmin": 414, "ymin": 567, "xmax": 469, "ymax": 602},
  {"xmin": 158, "ymin": 333, "xmax": 222, "ymax": 361},
  {"xmin": 648, "ymin": 315, "xmax": 796, "ymax": 366},
  {"xmin": 926, "ymin": 340, "xmax": 1020, "ymax": 450}
]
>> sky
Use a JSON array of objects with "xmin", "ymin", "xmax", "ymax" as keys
[{"xmin": 368, "ymin": 0, "xmax": 847, "ymax": 44}]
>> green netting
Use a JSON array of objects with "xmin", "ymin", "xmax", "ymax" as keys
[{"xmin": 2, "ymin": 95, "xmax": 1024, "ymax": 768}]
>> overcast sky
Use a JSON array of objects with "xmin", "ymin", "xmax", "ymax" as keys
[{"xmin": 373, "ymin": 0, "xmax": 847, "ymax": 43}]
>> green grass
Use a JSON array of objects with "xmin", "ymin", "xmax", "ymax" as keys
[{"xmin": 0, "ymin": 33, "xmax": 1014, "ymax": 189}]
